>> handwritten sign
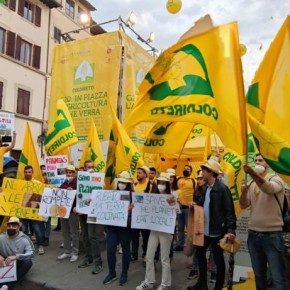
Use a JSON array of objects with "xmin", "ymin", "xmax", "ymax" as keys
[
  {"xmin": 131, "ymin": 193, "xmax": 177, "ymax": 234},
  {"xmin": 0, "ymin": 112, "xmax": 14, "ymax": 136},
  {"xmin": 76, "ymin": 171, "xmax": 104, "ymax": 214},
  {"xmin": 88, "ymin": 190, "xmax": 129, "ymax": 227},
  {"xmin": 0, "ymin": 178, "xmax": 54, "ymax": 220},
  {"xmin": 0, "ymin": 260, "xmax": 17, "ymax": 283},
  {"xmin": 39, "ymin": 188, "xmax": 76, "ymax": 219},
  {"xmin": 45, "ymin": 155, "xmax": 68, "ymax": 186}
]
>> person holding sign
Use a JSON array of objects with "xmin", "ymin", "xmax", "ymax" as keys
[
  {"xmin": 0, "ymin": 131, "xmax": 16, "ymax": 177},
  {"xmin": 0, "ymin": 217, "xmax": 34, "ymax": 289},
  {"xmin": 102, "ymin": 171, "xmax": 134, "ymax": 287},
  {"xmin": 136, "ymin": 172, "xmax": 176, "ymax": 290}
]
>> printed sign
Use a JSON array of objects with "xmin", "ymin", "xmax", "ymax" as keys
[
  {"xmin": 0, "ymin": 112, "xmax": 14, "ymax": 136},
  {"xmin": 76, "ymin": 171, "xmax": 104, "ymax": 214},
  {"xmin": 131, "ymin": 193, "xmax": 177, "ymax": 234},
  {"xmin": 39, "ymin": 188, "xmax": 76, "ymax": 219},
  {"xmin": 0, "ymin": 261, "xmax": 17, "ymax": 283},
  {"xmin": 45, "ymin": 155, "xmax": 68, "ymax": 186},
  {"xmin": 88, "ymin": 190, "xmax": 129, "ymax": 227},
  {"xmin": 0, "ymin": 178, "xmax": 53, "ymax": 220}
]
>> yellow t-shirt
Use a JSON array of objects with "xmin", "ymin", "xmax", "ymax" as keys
[
  {"xmin": 177, "ymin": 177, "xmax": 195, "ymax": 206},
  {"xmin": 135, "ymin": 180, "xmax": 148, "ymax": 193},
  {"xmin": 0, "ymin": 147, "xmax": 8, "ymax": 174}
]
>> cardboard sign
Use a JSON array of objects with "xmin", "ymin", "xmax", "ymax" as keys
[
  {"xmin": 0, "ymin": 260, "xmax": 17, "ymax": 283},
  {"xmin": 45, "ymin": 155, "xmax": 68, "ymax": 186},
  {"xmin": 39, "ymin": 188, "xmax": 76, "ymax": 219},
  {"xmin": 0, "ymin": 178, "xmax": 53, "ymax": 220},
  {"xmin": 0, "ymin": 112, "xmax": 14, "ymax": 136},
  {"xmin": 131, "ymin": 193, "xmax": 177, "ymax": 234},
  {"xmin": 76, "ymin": 171, "xmax": 104, "ymax": 214},
  {"xmin": 88, "ymin": 190, "xmax": 129, "ymax": 227}
]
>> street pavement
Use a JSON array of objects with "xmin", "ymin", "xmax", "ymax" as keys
[{"xmin": 21, "ymin": 231, "xmax": 219, "ymax": 290}]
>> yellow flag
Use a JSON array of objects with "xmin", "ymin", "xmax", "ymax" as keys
[
  {"xmin": 17, "ymin": 123, "xmax": 43, "ymax": 182},
  {"xmin": 45, "ymin": 99, "xmax": 78, "ymax": 156},
  {"xmin": 203, "ymin": 127, "xmax": 212, "ymax": 162},
  {"xmin": 125, "ymin": 22, "xmax": 247, "ymax": 156},
  {"xmin": 79, "ymin": 119, "xmax": 105, "ymax": 173},
  {"xmin": 247, "ymin": 16, "xmax": 290, "ymax": 184}
]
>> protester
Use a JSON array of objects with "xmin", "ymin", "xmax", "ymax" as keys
[
  {"xmin": 174, "ymin": 165, "xmax": 196, "ymax": 251},
  {"xmin": 78, "ymin": 160, "xmax": 105, "ymax": 275},
  {"xmin": 148, "ymin": 167, "xmax": 157, "ymax": 191},
  {"xmin": 57, "ymin": 165, "xmax": 79, "ymax": 263},
  {"xmin": 136, "ymin": 172, "xmax": 176, "ymax": 290},
  {"xmin": 103, "ymin": 171, "xmax": 134, "ymax": 286},
  {"xmin": 0, "ymin": 217, "xmax": 34, "ymax": 289},
  {"xmin": 0, "ymin": 131, "xmax": 16, "ymax": 177},
  {"xmin": 187, "ymin": 157, "xmax": 236, "ymax": 290},
  {"xmin": 239, "ymin": 154, "xmax": 286, "ymax": 290},
  {"xmin": 20, "ymin": 165, "xmax": 45, "ymax": 255}
]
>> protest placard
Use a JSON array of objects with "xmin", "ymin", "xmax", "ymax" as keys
[
  {"xmin": 45, "ymin": 155, "xmax": 68, "ymax": 186},
  {"xmin": 76, "ymin": 171, "xmax": 104, "ymax": 214},
  {"xmin": 39, "ymin": 188, "xmax": 76, "ymax": 218},
  {"xmin": 0, "ymin": 178, "xmax": 53, "ymax": 220},
  {"xmin": 131, "ymin": 193, "xmax": 177, "ymax": 234},
  {"xmin": 0, "ymin": 261, "xmax": 17, "ymax": 283},
  {"xmin": 0, "ymin": 112, "xmax": 14, "ymax": 136},
  {"xmin": 88, "ymin": 190, "xmax": 129, "ymax": 227}
]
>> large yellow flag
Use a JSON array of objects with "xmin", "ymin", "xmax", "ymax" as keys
[
  {"xmin": 45, "ymin": 99, "xmax": 78, "ymax": 156},
  {"xmin": 125, "ymin": 22, "xmax": 247, "ymax": 156},
  {"xmin": 79, "ymin": 119, "xmax": 105, "ymax": 173},
  {"xmin": 17, "ymin": 123, "xmax": 43, "ymax": 182},
  {"xmin": 247, "ymin": 16, "xmax": 290, "ymax": 184}
]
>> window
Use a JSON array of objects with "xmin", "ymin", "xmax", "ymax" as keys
[
  {"xmin": 0, "ymin": 28, "xmax": 5, "ymax": 54},
  {"xmin": 4, "ymin": 0, "xmax": 16, "ymax": 11},
  {"xmin": 17, "ymin": 88, "xmax": 30, "ymax": 115},
  {"xmin": 6, "ymin": 31, "xmax": 15, "ymax": 57},
  {"xmin": 54, "ymin": 27, "xmax": 62, "ymax": 43},
  {"xmin": 18, "ymin": 0, "xmax": 41, "ymax": 27},
  {"xmin": 0, "ymin": 82, "xmax": 3, "ymax": 109},
  {"xmin": 20, "ymin": 39, "xmax": 32, "ymax": 65},
  {"xmin": 65, "ymin": 0, "xmax": 74, "ymax": 19}
]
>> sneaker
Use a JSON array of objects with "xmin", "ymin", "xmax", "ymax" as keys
[
  {"xmin": 119, "ymin": 273, "xmax": 128, "ymax": 286},
  {"xmin": 92, "ymin": 263, "xmax": 103, "ymax": 275},
  {"xmin": 173, "ymin": 245, "xmax": 183, "ymax": 252},
  {"xmin": 187, "ymin": 269, "xmax": 198, "ymax": 280},
  {"xmin": 136, "ymin": 280, "xmax": 154, "ymax": 290},
  {"xmin": 57, "ymin": 253, "xmax": 71, "ymax": 260},
  {"xmin": 210, "ymin": 272, "xmax": 216, "ymax": 283},
  {"xmin": 78, "ymin": 257, "xmax": 93, "ymax": 268},
  {"xmin": 0, "ymin": 285, "xmax": 9, "ymax": 290},
  {"xmin": 70, "ymin": 254, "xmax": 78, "ymax": 262},
  {"xmin": 103, "ymin": 273, "xmax": 117, "ymax": 285},
  {"xmin": 38, "ymin": 246, "xmax": 45, "ymax": 255},
  {"xmin": 157, "ymin": 285, "xmax": 170, "ymax": 290}
]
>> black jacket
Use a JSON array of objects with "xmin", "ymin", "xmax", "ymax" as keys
[{"xmin": 197, "ymin": 179, "xmax": 236, "ymax": 236}]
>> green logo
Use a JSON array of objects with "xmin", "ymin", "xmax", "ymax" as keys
[
  {"xmin": 74, "ymin": 60, "xmax": 94, "ymax": 85},
  {"xmin": 153, "ymin": 123, "xmax": 173, "ymax": 135},
  {"xmin": 19, "ymin": 153, "xmax": 28, "ymax": 165}
]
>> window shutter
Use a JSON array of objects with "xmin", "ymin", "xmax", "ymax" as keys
[
  {"xmin": 32, "ymin": 45, "xmax": 41, "ymax": 69},
  {"xmin": 9, "ymin": 0, "xmax": 16, "ymax": 11},
  {"xmin": 6, "ymin": 31, "xmax": 16, "ymax": 58},
  {"xmin": 15, "ymin": 35, "xmax": 21, "ymax": 60},
  {"xmin": 35, "ymin": 6, "xmax": 41, "ymax": 27},
  {"xmin": 18, "ymin": 0, "xmax": 24, "ymax": 16}
]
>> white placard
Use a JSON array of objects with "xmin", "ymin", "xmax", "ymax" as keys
[
  {"xmin": 0, "ymin": 260, "xmax": 17, "ymax": 283},
  {"xmin": 0, "ymin": 112, "xmax": 14, "ymax": 136},
  {"xmin": 45, "ymin": 155, "xmax": 69, "ymax": 187},
  {"xmin": 88, "ymin": 190, "xmax": 129, "ymax": 227},
  {"xmin": 76, "ymin": 171, "xmax": 104, "ymax": 214},
  {"xmin": 131, "ymin": 193, "xmax": 177, "ymax": 234},
  {"xmin": 39, "ymin": 188, "xmax": 76, "ymax": 218}
]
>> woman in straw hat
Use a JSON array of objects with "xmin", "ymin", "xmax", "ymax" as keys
[
  {"xmin": 136, "ymin": 172, "xmax": 177, "ymax": 290},
  {"xmin": 102, "ymin": 171, "xmax": 134, "ymax": 287}
]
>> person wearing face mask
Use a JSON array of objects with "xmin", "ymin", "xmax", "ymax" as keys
[
  {"xmin": 102, "ymin": 171, "xmax": 134, "ymax": 286},
  {"xmin": 57, "ymin": 165, "xmax": 80, "ymax": 263},
  {"xmin": 0, "ymin": 217, "xmax": 34, "ymax": 289},
  {"xmin": 78, "ymin": 160, "xmax": 105, "ymax": 275},
  {"xmin": 174, "ymin": 165, "xmax": 196, "ymax": 252},
  {"xmin": 239, "ymin": 154, "xmax": 286, "ymax": 290},
  {"xmin": 136, "ymin": 172, "xmax": 176, "ymax": 290}
]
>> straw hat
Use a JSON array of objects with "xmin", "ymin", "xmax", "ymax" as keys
[
  {"xmin": 138, "ymin": 165, "xmax": 150, "ymax": 176},
  {"xmin": 201, "ymin": 157, "xmax": 221, "ymax": 174},
  {"xmin": 156, "ymin": 172, "xmax": 170, "ymax": 182},
  {"xmin": 65, "ymin": 165, "xmax": 76, "ymax": 172},
  {"xmin": 7, "ymin": 217, "xmax": 22, "ymax": 226},
  {"xmin": 166, "ymin": 168, "xmax": 176, "ymax": 177},
  {"xmin": 116, "ymin": 171, "xmax": 133, "ymax": 183}
]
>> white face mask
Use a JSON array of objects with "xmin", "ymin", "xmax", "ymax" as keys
[
  {"xmin": 118, "ymin": 183, "xmax": 127, "ymax": 190},
  {"xmin": 87, "ymin": 168, "xmax": 94, "ymax": 173},
  {"xmin": 157, "ymin": 184, "xmax": 166, "ymax": 193},
  {"xmin": 254, "ymin": 165, "xmax": 265, "ymax": 175},
  {"xmin": 66, "ymin": 176, "xmax": 73, "ymax": 182}
]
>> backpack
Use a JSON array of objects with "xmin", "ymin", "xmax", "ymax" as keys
[{"xmin": 274, "ymin": 193, "xmax": 290, "ymax": 232}]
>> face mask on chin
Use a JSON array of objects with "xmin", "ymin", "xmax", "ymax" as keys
[
  {"xmin": 183, "ymin": 170, "xmax": 190, "ymax": 177},
  {"xmin": 66, "ymin": 176, "xmax": 73, "ymax": 182},
  {"xmin": 118, "ymin": 183, "xmax": 127, "ymax": 191},
  {"xmin": 157, "ymin": 184, "xmax": 166, "ymax": 193},
  {"xmin": 254, "ymin": 165, "xmax": 265, "ymax": 175},
  {"xmin": 7, "ymin": 229, "xmax": 17, "ymax": 236}
]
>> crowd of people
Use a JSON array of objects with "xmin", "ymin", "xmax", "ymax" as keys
[{"xmin": 0, "ymin": 145, "xmax": 289, "ymax": 290}]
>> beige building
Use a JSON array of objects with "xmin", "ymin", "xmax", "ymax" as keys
[{"xmin": 0, "ymin": 0, "xmax": 104, "ymax": 162}]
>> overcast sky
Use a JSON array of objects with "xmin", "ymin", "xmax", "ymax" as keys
[{"xmin": 91, "ymin": 0, "xmax": 290, "ymax": 87}]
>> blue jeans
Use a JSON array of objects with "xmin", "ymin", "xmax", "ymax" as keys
[
  {"xmin": 176, "ymin": 207, "xmax": 188, "ymax": 247},
  {"xmin": 107, "ymin": 226, "xmax": 132, "ymax": 276},
  {"xmin": 21, "ymin": 219, "xmax": 44, "ymax": 246},
  {"xmin": 248, "ymin": 230, "xmax": 285, "ymax": 290}
]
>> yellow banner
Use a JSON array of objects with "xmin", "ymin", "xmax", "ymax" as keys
[
  {"xmin": 125, "ymin": 23, "xmax": 247, "ymax": 156},
  {"xmin": 49, "ymin": 31, "xmax": 123, "ymax": 141},
  {"xmin": 0, "ymin": 178, "xmax": 53, "ymax": 220}
]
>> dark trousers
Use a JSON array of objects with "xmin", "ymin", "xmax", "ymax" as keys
[
  {"xmin": 196, "ymin": 235, "xmax": 225, "ymax": 290},
  {"xmin": 21, "ymin": 219, "xmax": 44, "ymax": 246},
  {"xmin": 107, "ymin": 226, "xmax": 132, "ymax": 275},
  {"xmin": 131, "ymin": 229, "xmax": 150, "ymax": 258}
]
